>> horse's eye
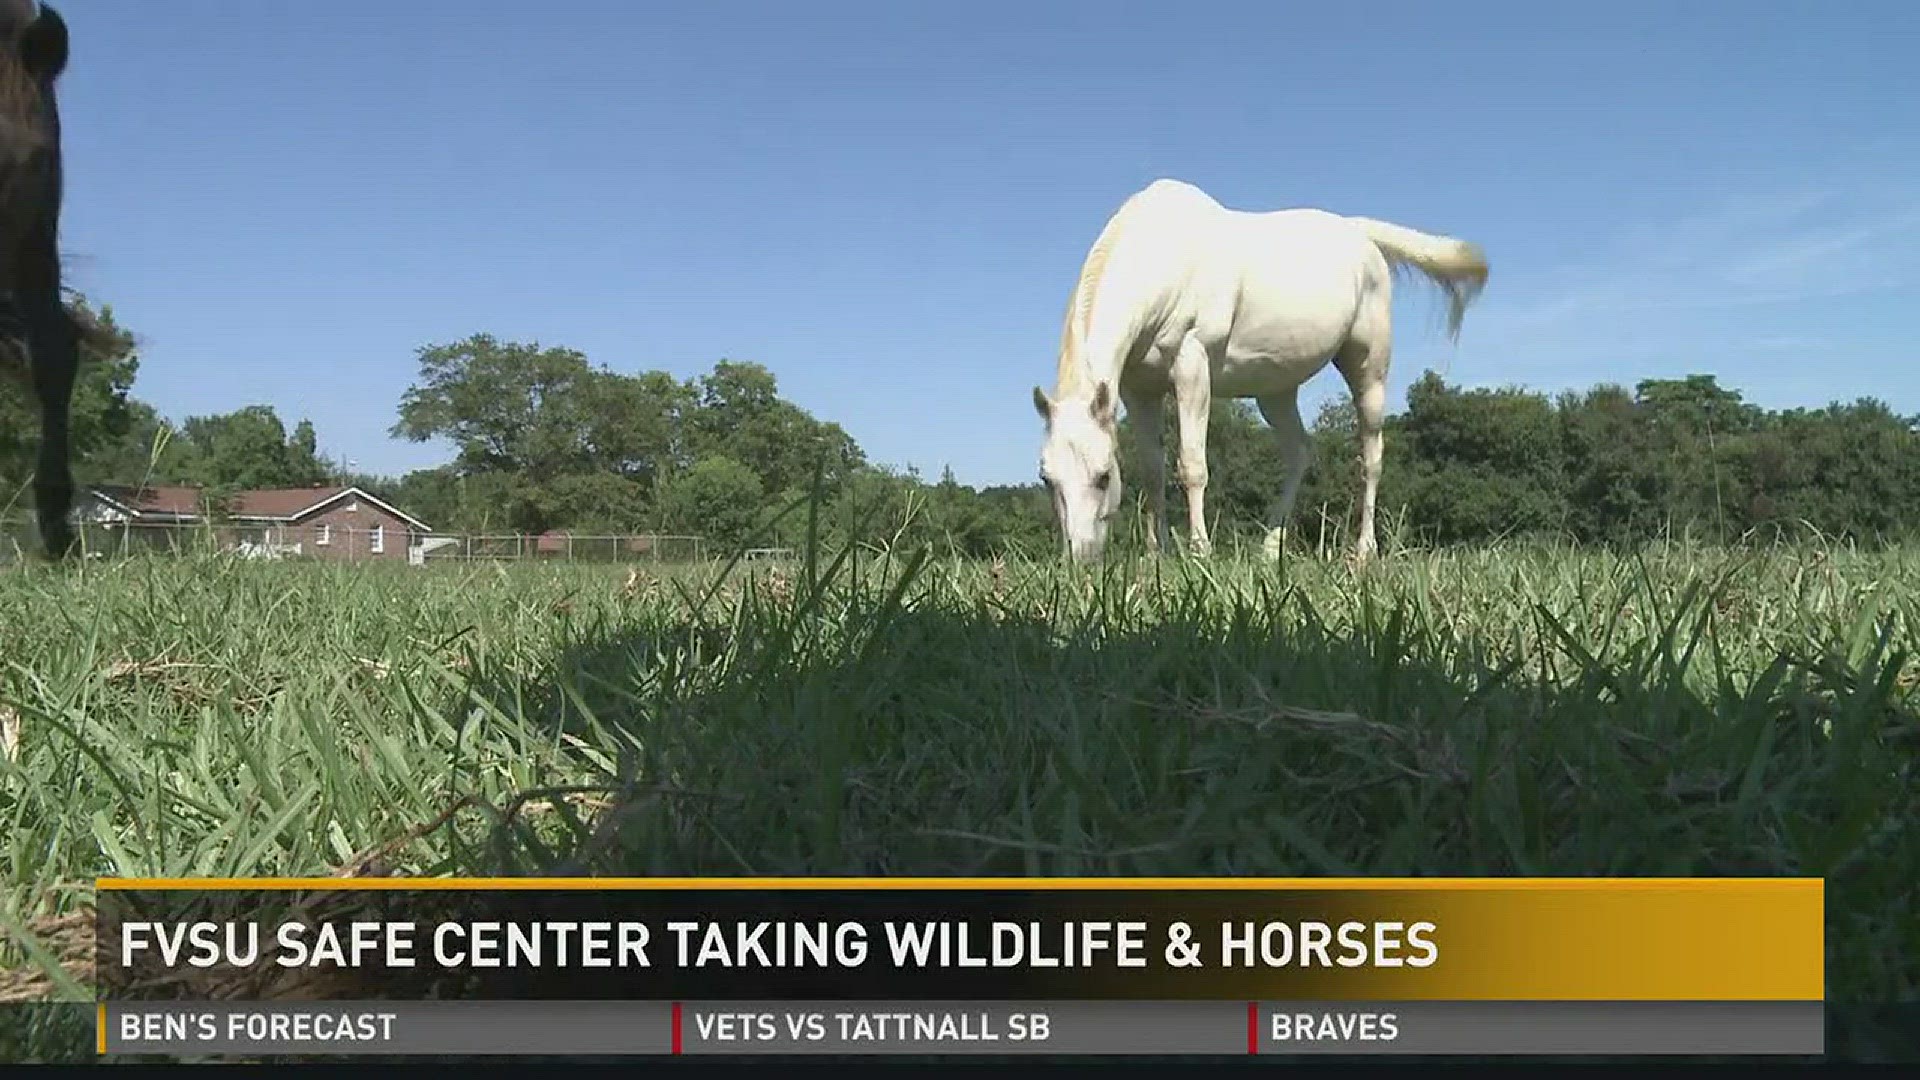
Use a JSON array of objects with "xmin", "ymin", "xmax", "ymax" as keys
[{"xmin": 1094, "ymin": 471, "xmax": 1112, "ymax": 491}]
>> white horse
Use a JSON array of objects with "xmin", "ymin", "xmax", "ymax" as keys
[{"xmin": 1031, "ymin": 178, "xmax": 1487, "ymax": 564}]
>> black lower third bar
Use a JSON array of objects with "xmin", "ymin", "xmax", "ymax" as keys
[{"xmin": 100, "ymin": 1001, "xmax": 1826, "ymax": 1057}]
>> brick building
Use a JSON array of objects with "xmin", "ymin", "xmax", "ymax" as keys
[{"xmin": 73, "ymin": 484, "xmax": 431, "ymax": 561}]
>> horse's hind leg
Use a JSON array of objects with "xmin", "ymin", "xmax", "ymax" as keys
[
  {"xmin": 1255, "ymin": 386, "xmax": 1311, "ymax": 562},
  {"xmin": 1333, "ymin": 327, "xmax": 1390, "ymax": 566},
  {"xmin": 24, "ymin": 286, "xmax": 79, "ymax": 561}
]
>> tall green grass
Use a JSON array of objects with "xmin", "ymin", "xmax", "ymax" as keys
[{"xmin": 0, "ymin": 539, "xmax": 1914, "ymax": 1056}]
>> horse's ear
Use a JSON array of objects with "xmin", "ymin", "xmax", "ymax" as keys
[
  {"xmin": 1090, "ymin": 381, "xmax": 1115, "ymax": 427},
  {"xmin": 1031, "ymin": 385, "xmax": 1052, "ymax": 422},
  {"xmin": 20, "ymin": 5, "xmax": 68, "ymax": 83}
]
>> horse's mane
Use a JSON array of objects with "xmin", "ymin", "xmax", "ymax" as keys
[
  {"xmin": 0, "ymin": 2, "xmax": 64, "ymax": 252},
  {"xmin": 1054, "ymin": 197, "xmax": 1135, "ymax": 398},
  {"xmin": 0, "ymin": 3, "xmax": 50, "ymax": 127},
  {"xmin": 0, "ymin": 70, "xmax": 49, "ymax": 173}
]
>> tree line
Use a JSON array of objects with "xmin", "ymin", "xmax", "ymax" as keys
[{"xmin": 5, "ymin": 301, "xmax": 1919, "ymax": 556}]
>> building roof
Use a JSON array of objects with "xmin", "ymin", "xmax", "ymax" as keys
[
  {"xmin": 88, "ymin": 484, "xmax": 206, "ymax": 519},
  {"xmin": 228, "ymin": 485, "xmax": 353, "ymax": 518},
  {"xmin": 84, "ymin": 483, "xmax": 431, "ymax": 532},
  {"xmin": 249, "ymin": 486, "xmax": 433, "ymax": 531},
  {"xmin": 226, "ymin": 485, "xmax": 414, "ymax": 522}
]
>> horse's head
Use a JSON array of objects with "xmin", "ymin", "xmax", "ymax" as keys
[
  {"xmin": 0, "ymin": 0, "xmax": 66, "ymax": 155},
  {"xmin": 1032, "ymin": 379, "xmax": 1123, "ymax": 562},
  {"xmin": 2, "ymin": 2, "xmax": 66, "ymax": 85}
]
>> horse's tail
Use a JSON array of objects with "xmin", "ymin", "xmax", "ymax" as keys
[
  {"xmin": 1348, "ymin": 216, "xmax": 1489, "ymax": 339},
  {"xmin": 71, "ymin": 301, "xmax": 122, "ymax": 356}
]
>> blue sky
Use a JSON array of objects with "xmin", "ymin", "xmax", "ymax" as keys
[{"xmin": 54, "ymin": 0, "xmax": 1920, "ymax": 486}]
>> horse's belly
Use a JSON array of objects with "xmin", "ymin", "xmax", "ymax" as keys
[
  {"xmin": 1212, "ymin": 348, "xmax": 1333, "ymax": 397},
  {"xmin": 1230, "ymin": 280, "xmax": 1355, "ymax": 341},
  {"xmin": 1213, "ymin": 315, "xmax": 1344, "ymax": 388}
]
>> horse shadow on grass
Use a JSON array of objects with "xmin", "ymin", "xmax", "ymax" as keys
[{"xmin": 426, "ymin": 550, "xmax": 1915, "ymax": 1063}]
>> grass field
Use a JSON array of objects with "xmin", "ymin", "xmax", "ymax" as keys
[{"xmin": 0, "ymin": 538, "xmax": 1915, "ymax": 1058}]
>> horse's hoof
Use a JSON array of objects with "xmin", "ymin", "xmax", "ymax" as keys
[{"xmin": 40, "ymin": 534, "xmax": 78, "ymax": 565}]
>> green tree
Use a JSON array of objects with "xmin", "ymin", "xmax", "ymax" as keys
[
  {"xmin": 156, "ymin": 405, "xmax": 332, "ymax": 495},
  {"xmin": 393, "ymin": 334, "xmax": 603, "ymax": 482},
  {"xmin": 1557, "ymin": 384, "xmax": 1664, "ymax": 544},
  {"xmin": 684, "ymin": 360, "xmax": 866, "ymax": 497},
  {"xmin": 383, "ymin": 467, "xmax": 466, "ymax": 533},
  {"xmin": 1393, "ymin": 372, "xmax": 1568, "ymax": 544},
  {"xmin": 290, "ymin": 420, "xmax": 326, "ymax": 481},
  {"xmin": 654, "ymin": 455, "xmax": 767, "ymax": 551},
  {"xmin": 1733, "ymin": 400, "xmax": 1920, "ymax": 541},
  {"xmin": 1636, "ymin": 374, "xmax": 1764, "ymax": 440},
  {"xmin": 0, "ymin": 298, "xmax": 145, "ymax": 495},
  {"xmin": 974, "ymin": 483, "xmax": 1056, "ymax": 555},
  {"xmin": 540, "ymin": 473, "xmax": 652, "ymax": 535},
  {"xmin": 392, "ymin": 335, "xmax": 694, "ymax": 532},
  {"xmin": 585, "ymin": 370, "xmax": 695, "ymax": 489},
  {"xmin": 1629, "ymin": 374, "xmax": 1762, "ymax": 540},
  {"xmin": 302, "ymin": 328, "xmax": 1920, "ymax": 553}
]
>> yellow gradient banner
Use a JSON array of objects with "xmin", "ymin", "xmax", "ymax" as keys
[{"xmin": 95, "ymin": 876, "xmax": 1825, "ymax": 1002}]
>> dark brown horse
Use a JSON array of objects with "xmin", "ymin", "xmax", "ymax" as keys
[{"xmin": 0, "ymin": 0, "xmax": 76, "ymax": 560}]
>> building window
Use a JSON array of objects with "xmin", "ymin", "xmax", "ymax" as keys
[
  {"xmin": 316, "ymin": 523, "xmax": 331, "ymax": 546},
  {"xmin": 371, "ymin": 525, "xmax": 384, "ymax": 554}
]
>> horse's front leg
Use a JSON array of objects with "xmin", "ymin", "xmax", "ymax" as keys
[
  {"xmin": 1171, "ymin": 333, "xmax": 1214, "ymax": 558},
  {"xmin": 1122, "ymin": 387, "xmax": 1169, "ymax": 554},
  {"xmin": 27, "ymin": 290, "xmax": 79, "ymax": 561}
]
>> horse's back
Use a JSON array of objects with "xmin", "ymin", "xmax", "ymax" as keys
[
  {"xmin": 1130, "ymin": 177, "xmax": 1222, "ymax": 212},
  {"xmin": 1092, "ymin": 182, "xmax": 1381, "ymax": 387},
  {"xmin": 1168, "ymin": 203, "xmax": 1371, "ymax": 316},
  {"xmin": 1227, "ymin": 206, "xmax": 1382, "ymax": 293},
  {"xmin": 1105, "ymin": 178, "xmax": 1226, "ymax": 249},
  {"xmin": 1190, "ymin": 207, "xmax": 1382, "ymax": 384},
  {"xmin": 1125, "ymin": 186, "xmax": 1381, "ymax": 293}
]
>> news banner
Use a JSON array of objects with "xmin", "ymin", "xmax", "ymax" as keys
[{"xmin": 94, "ymin": 876, "xmax": 1826, "ymax": 1059}]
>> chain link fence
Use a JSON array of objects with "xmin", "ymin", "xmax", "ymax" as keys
[{"xmin": 1, "ymin": 517, "xmax": 709, "ymax": 567}]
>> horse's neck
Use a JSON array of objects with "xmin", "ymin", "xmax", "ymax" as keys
[
  {"xmin": 1057, "ymin": 330, "xmax": 1130, "ymax": 399},
  {"xmin": 1072, "ymin": 262, "xmax": 1178, "ymax": 396},
  {"xmin": 1056, "ymin": 277, "xmax": 1136, "ymax": 399},
  {"xmin": 1057, "ymin": 187, "xmax": 1208, "ymax": 397}
]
